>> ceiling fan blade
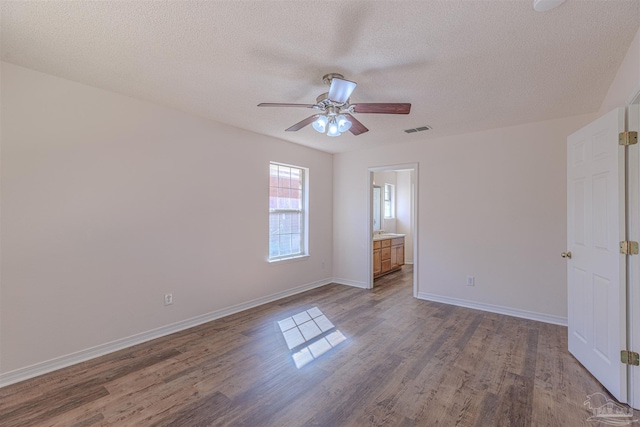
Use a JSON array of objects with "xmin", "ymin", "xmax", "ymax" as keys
[
  {"xmin": 285, "ymin": 115, "xmax": 319, "ymax": 132},
  {"xmin": 328, "ymin": 78, "xmax": 357, "ymax": 104},
  {"xmin": 345, "ymin": 114, "xmax": 368, "ymax": 136},
  {"xmin": 352, "ymin": 103, "xmax": 411, "ymax": 114},
  {"xmin": 258, "ymin": 103, "xmax": 316, "ymax": 108}
]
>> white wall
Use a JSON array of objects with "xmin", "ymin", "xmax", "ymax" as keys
[
  {"xmin": 396, "ymin": 170, "xmax": 414, "ymax": 264},
  {"xmin": 334, "ymin": 114, "xmax": 596, "ymax": 322},
  {"xmin": 599, "ymin": 27, "xmax": 640, "ymax": 114},
  {"xmin": 0, "ymin": 63, "xmax": 333, "ymax": 376}
]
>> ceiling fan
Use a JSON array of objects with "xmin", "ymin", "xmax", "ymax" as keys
[{"xmin": 258, "ymin": 73, "xmax": 411, "ymax": 137}]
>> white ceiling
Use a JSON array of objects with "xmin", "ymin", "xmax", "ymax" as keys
[{"xmin": 2, "ymin": 1, "xmax": 639, "ymax": 154}]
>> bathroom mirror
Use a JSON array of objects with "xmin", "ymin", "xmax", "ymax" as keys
[{"xmin": 373, "ymin": 186, "xmax": 381, "ymax": 231}]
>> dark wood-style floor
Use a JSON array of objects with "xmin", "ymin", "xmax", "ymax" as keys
[{"xmin": 1, "ymin": 266, "xmax": 638, "ymax": 426}]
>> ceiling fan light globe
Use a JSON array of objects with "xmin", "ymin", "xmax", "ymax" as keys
[
  {"xmin": 327, "ymin": 123, "xmax": 340, "ymax": 137},
  {"xmin": 312, "ymin": 115, "xmax": 328, "ymax": 133},
  {"xmin": 337, "ymin": 115, "xmax": 352, "ymax": 133},
  {"xmin": 533, "ymin": 0, "xmax": 565, "ymax": 11},
  {"xmin": 327, "ymin": 78, "xmax": 357, "ymax": 104}
]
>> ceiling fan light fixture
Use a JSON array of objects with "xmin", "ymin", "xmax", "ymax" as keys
[
  {"xmin": 336, "ymin": 114, "xmax": 352, "ymax": 133},
  {"xmin": 259, "ymin": 73, "xmax": 410, "ymax": 137},
  {"xmin": 312, "ymin": 115, "xmax": 328, "ymax": 133}
]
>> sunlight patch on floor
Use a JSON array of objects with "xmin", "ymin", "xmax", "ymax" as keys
[{"xmin": 277, "ymin": 307, "xmax": 346, "ymax": 369}]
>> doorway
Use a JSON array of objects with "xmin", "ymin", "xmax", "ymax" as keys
[{"xmin": 367, "ymin": 163, "xmax": 418, "ymax": 297}]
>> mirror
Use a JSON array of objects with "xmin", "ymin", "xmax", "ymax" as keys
[{"xmin": 373, "ymin": 186, "xmax": 381, "ymax": 231}]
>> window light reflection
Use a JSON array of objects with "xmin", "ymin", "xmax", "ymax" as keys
[{"xmin": 277, "ymin": 307, "xmax": 346, "ymax": 369}]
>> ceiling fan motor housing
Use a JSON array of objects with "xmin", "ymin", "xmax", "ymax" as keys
[{"xmin": 315, "ymin": 93, "xmax": 352, "ymax": 114}]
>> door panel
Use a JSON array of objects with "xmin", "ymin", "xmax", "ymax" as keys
[
  {"xmin": 572, "ymin": 266, "xmax": 588, "ymax": 343},
  {"xmin": 567, "ymin": 107, "xmax": 626, "ymax": 402}
]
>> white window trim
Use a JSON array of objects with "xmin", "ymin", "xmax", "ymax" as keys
[
  {"xmin": 268, "ymin": 254, "xmax": 310, "ymax": 264},
  {"xmin": 384, "ymin": 183, "xmax": 395, "ymax": 219},
  {"xmin": 268, "ymin": 162, "xmax": 309, "ymax": 262}
]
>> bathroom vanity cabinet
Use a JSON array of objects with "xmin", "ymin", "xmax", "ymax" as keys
[{"xmin": 373, "ymin": 235, "xmax": 404, "ymax": 278}]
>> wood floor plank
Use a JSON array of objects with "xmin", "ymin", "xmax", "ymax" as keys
[
  {"xmin": 70, "ymin": 412, "xmax": 106, "ymax": 427},
  {"xmin": 0, "ymin": 384, "xmax": 109, "ymax": 427},
  {"xmin": 301, "ymin": 354, "xmax": 405, "ymax": 426},
  {"xmin": 148, "ymin": 391, "xmax": 231, "ymax": 427},
  {"xmin": 1, "ymin": 266, "xmax": 638, "ymax": 426},
  {"xmin": 493, "ymin": 372, "xmax": 533, "ymax": 427}
]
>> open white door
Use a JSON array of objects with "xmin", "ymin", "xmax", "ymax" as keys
[{"xmin": 567, "ymin": 107, "xmax": 627, "ymax": 403}]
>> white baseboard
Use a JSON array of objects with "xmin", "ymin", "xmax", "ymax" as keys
[
  {"xmin": 332, "ymin": 278, "xmax": 368, "ymax": 289},
  {"xmin": 0, "ymin": 278, "xmax": 333, "ymax": 388},
  {"xmin": 417, "ymin": 292, "xmax": 567, "ymax": 326}
]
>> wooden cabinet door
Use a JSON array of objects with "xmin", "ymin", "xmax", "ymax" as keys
[
  {"xmin": 397, "ymin": 246, "xmax": 404, "ymax": 266},
  {"xmin": 373, "ymin": 249, "xmax": 381, "ymax": 275},
  {"xmin": 390, "ymin": 246, "xmax": 398, "ymax": 268}
]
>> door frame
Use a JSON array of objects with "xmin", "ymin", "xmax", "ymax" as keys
[
  {"xmin": 627, "ymin": 88, "xmax": 640, "ymax": 410},
  {"xmin": 366, "ymin": 163, "xmax": 419, "ymax": 297}
]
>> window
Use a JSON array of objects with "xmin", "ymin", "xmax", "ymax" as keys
[
  {"xmin": 384, "ymin": 183, "xmax": 395, "ymax": 218},
  {"xmin": 269, "ymin": 162, "xmax": 308, "ymax": 261}
]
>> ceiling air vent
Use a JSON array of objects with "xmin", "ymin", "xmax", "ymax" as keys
[{"xmin": 404, "ymin": 125, "xmax": 431, "ymax": 134}]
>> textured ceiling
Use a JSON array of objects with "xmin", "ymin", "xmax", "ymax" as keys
[{"xmin": 2, "ymin": 1, "xmax": 639, "ymax": 154}]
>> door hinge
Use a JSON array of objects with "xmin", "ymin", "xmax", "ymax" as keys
[
  {"xmin": 619, "ymin": 131, "xmax": 638, "ymax": 146},
  {"xmin": 620, "ymin": 241, "xmax": 639, "ymax": 255},
  {"xmin": 621, "ymin": 350, "xmax": 640, "ymax": 366}
]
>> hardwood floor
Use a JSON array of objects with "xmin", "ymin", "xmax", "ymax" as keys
[{"xmin": 1, "ymin": 266, "xmax": 638, "ymax": 426}]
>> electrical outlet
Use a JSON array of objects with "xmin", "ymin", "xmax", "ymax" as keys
[
  {"xmin": 164, "ymin": 293, "xmax": 173, "ymax": 306},
  {"xmin": 466, "ymin": 276, "xmax": 475, "ymax": 286}
]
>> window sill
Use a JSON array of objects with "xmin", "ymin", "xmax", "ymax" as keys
[{"xmin": 268, "ymin": 254, "xmax": 310, "ymax": 265}]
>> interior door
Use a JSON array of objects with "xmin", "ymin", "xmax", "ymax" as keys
[{"xmin": 567, "ymin": 107, "xmax": 627, "ymax": 403}]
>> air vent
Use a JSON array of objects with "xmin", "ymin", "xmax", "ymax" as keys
[{"xmin": 404, "ymin": 125, "xmax": 431, "ymax": 134}]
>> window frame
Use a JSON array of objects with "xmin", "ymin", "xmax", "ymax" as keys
[
  {"xmin": 384, "ymin": 183, "xmax": 395, "ymax": 219},
  {"xmin": 268, "ymin": 162, "xmax": 309, "ymax": 262}
]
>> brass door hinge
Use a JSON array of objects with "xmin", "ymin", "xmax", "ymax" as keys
[
  {"xmin": 621, "ymin": 350, "xmax": 640, "ymax": 366},
  {"xmin": 619, "ymin": 131, "xmax": 638, "ymax": 146},
  {"xmin": 620, "ymin": 241, "xmax": 639, "ymax": 255}
]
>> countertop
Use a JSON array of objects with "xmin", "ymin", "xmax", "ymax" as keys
[{"xmin": 373, "ymin": 233, "xmax": 405, "ymax": 241}]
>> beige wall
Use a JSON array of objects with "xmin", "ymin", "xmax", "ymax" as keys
[
  {"xmin": 334, "ymin": 113, "xmax": 596, "ymax": 320},
  {"xmin": 0, "ymin": 63, "xmax": 333, "ymax": 375}
]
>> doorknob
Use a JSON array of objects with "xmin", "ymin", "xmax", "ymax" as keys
[{"xmin": 561, "ymin": 251, "xmax": 572, "ymax": 259}]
